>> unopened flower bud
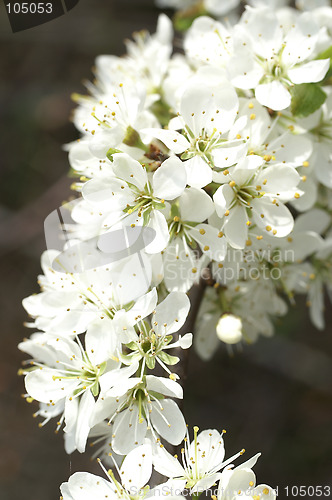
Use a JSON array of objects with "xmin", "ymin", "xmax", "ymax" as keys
[{"xmin": 216, "ymin": 314, "xmax": 243, "ymax": 344}]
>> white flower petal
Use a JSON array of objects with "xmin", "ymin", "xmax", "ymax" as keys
[
  {"xmin": 25, "ymin": 369, "xmax": 77, "ymax": 404},
  {"xmin": 154, "ymin": 292, "xmax": 190, "ymax": 335},
  {"xmin": 163, "ymin": 239, "xmax": 199, "ymax": 293},
  {"xmin": 255, "ymin": 81, "xmax": 291, "ymax": 111},
  {"xmin": 145, "ymin": 210, "xmax": 169, "ymax": 253},
  {"xmin": 112, "ymin": 153, "xmax": 148, "ymax": 191},
  {"xmin": 256, "ymin": 165, "xmax": 301, "ymax": 194},
  {"xmin": 288, "ymin": 59, "xmax": 330, "ymax": 84},
  {"xmin": 112, "ymin": 405, "xmax": 147, "ymax": 455},
  {"xmin": 178, "ymin": 333, "xmax": 193, "ymax": 349},
  {"xmin": 120, "ymin": 444, "xmax": 152, "ymax": 491},
  {"xmin": 146, "ymin": 375, "xmax": 183, "ymax": 399},
  {"xmin": 224, "ymin": 205, "xmax": 248, "ymax": 249},
  {"xmin": 213, "ymin": 184, "xmax": 235, "ymax": 217},
  {"xmin": 150, "ymin": 399, "xmax": 186, "ymax": 445},
  {"xmin": 64, "ymin": 472, "xmax": 115, "ymax": 500},
  {"xmin": 189, "ymin": 224, "xmax": 227, "ymax": 261},
  {"xmin": 184, "ymin": 156, "xmax": 212, "ymax": 188},
  {"xmin": 179, "ymin": 187, "xmax": 214, "ymax": 222},
  {"xmin": 141, "ymin": 128, "xmax": 189, "ymax": 154},
  {"xmin": 152, "ymin": 444, "xmax": 185, "ymax": 478},
  {"xmin": 126, "ymin": 288, "xmax": 158, "ymax": 325},
  {"xmin": 153, "ymin": 156, "xmax": 187, "ymax": 200},
  {"xmin": 75, "ymin": 390, "xmax": 96, "ymax": 453},
  {"xmin": 252, "ymin": 198, "xmax": 294, "ymax": 237}
]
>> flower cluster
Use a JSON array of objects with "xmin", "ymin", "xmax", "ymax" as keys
[
  {"xmin": 19, "ymin": 0, "xmax": 332, "ymax": 497},
  {"xmin": 60, "ymin": 430, "xmax": 276, "ymax": 500}
]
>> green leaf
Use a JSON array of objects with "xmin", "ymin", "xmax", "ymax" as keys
[
  {"xmin": 143, "ymin": 207, "xmax": 152, "ymax": 226},
  {"xmin": 120, "ymin": 352, "xmax": 140, "ymax": 365},
  {"xmin": 91, "ymin": 382, "xmax": 99, "ymax": 397},
  {"xmin": 125, "ymin": 341, "xmax": 137, "ymax": 350},
  {"xmin": 173, "ymin": 2, "xmax": 207, "ymax": 32},
  {"xmin": 123, "ymin": 126, "xmax": 148, "ymax": 151},
  {"xmin": 150, "ymin": 99, "xmax": 174, "ymax": 127},
  {"xmin": 170, "ymin": 203, "xmax": 180, "ymax": 219},
  {"xmin": 153, "ymin": 201, "xmax": 166, "ymax": 210},
  {"xmin": 158, "ymin": 351, "xmax": 179, "ymax": 366},
  {"xmin": 290, "ymin": 83, "xmax": 327, "ymax": 118},
  {"xmin": 106, "ymin": 147, "xmax": 122, "ymax": 162},
  {"xmin": 145, "ymin": 356, "xmax": 156, "ymax": 370}
]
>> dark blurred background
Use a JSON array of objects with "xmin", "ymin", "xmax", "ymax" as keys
[{"xmin": 0, "ymin": 1, "xmax": 331, "ymax": 499}]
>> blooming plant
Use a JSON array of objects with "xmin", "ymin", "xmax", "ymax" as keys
[{"xmin": 18, "ymin": 0, "xmax": 332, "ymax": 497}]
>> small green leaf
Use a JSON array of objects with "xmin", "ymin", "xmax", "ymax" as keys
[
  {"xmin": 150, "ymin": 99, "xmax": 174, "ymax": 127},
  {"xmin": 170, "ymin": 203, "xmax": 180, "ymax": 219},
  {"xmin": 120, "ymin": 352, "xmax": 140, "ymax": 365},
  {"xmin": 123, "ymin": 126, "xmax": 148, "ymax": 151},
  {"xmin": 145, "ymin": 357, "xmax": 156, "ymax": 370},
  {"xmin": 143, "ymin": 207, "xmax": 152, "ymax": 226},
  {"xmin": 106, "ymin": 147, "xmax": 122, "ymax": 162},
  {"xmin": 153, "ymin": 201, "xmax": 166, "ymax": 210},
  {"xmin": 158, "ymin": 351, "xmax": 179, "ymax": 366},
  {"xmin": 174, "ymin": 2, "xmax": 207, "ymax": 32},
  {"xmin": 91, "ymin": 382, "xmax": 99, "ymax": 397},
  {"xmin": 290, "ymin": 83, "xmax": 327, "ymax": 117},
  {"xmin": 125, "ymin": 341, "xmax": 137, "ymax": 350}
]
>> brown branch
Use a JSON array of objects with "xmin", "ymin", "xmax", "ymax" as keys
[{"xmin": 173, "ymin": 277, "xmax": 208, "ymax": 387}]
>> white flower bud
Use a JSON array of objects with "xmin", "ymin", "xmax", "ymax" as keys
[{"xmin": 216, "ymin": 314, "xmax": 243, "ymax": 344}]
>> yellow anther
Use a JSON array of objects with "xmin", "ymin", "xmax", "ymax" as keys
[
  {"xmin": 303, "ymin": 161, "xmax": 309, "ymax": 167},
  {"xmin": 204, "ymin": 245, "xmax": 210, "ymax": 251},
  {"xmin": 223, "ymin": 169, "xmax": 229, "ymax": 176},
  {"xmin": 169, "ymin": 373, "xmax": 177, "ymax": 381},
  {"xmin": 246, "ymin": 239, "xmax": 252, "ymax": 246},
  {"xmin": 173, "ymin": 216, "xmax": 180, "ymax": 222},
  {"xmin": 263, "ymin": 155, "xmax": 272, "ymax": 162},
  {"xmin": 250, "ymin": 113, "xmax": 256, "ymax": 120},
  {"xmin": 199, "ymin": 228, "xmax": 206, "ymax": 235},
  {"xmin": 294, "ymin": 192, "xmax": 300, "ymax": 199},
  {"xmin": 248, "ymin": 102, "xmax": 254, "ymax": 109},
  {"xmin": 263, "ymin": 488, "xmax": 269, "ymax": 495},
  {"xmin": 266, "ymin": 225, "xmax": 272, "ymax": 231},
  {"xmin": 229, "ymin": 180, "xmax": 236, "ymax": 187},
  {"xmin": 218, "ymin": 231, "xmax": 224, "ymax": 238},
  {"xmin": 256, "ymin": 235, "xmax": 263, "ymax": 240},
  {"xmin": 301, "ymin": 175, "xmax": 307, "ymax": 182},
  {"xmin": 309, "ymin": 273, "xmax": 315, "ymax": 280},
  {"xmin": 192, "ymin": 267, "xmax": 197, "ymax": 274},
  {"xmin": 246, "ymin": 221, "xmax": 252, "ymax": 226},
  {"xmin": 236, "ymin": 134, "xmax": 242, "ymax": 139},
  {"xmin": 224, "ymin": 210, "xmax": 230, "ymax": 216}
]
